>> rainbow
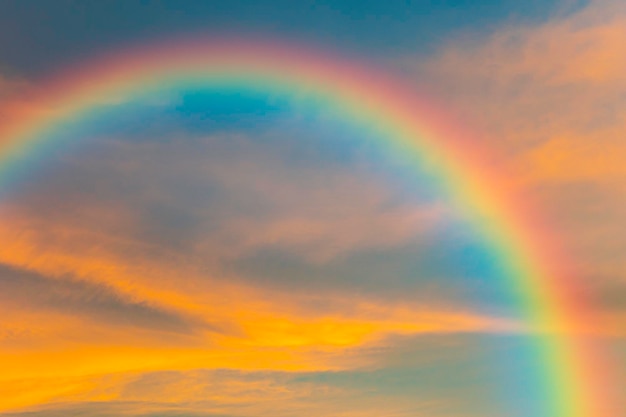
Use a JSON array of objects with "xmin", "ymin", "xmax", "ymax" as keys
[{"xmin": 0, "ymin": 38, "xmax": 614, "ymax": 416}]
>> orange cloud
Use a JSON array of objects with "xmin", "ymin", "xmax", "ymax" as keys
[
  {"xmin": 404, "ymin": 0, "xmax": 626, "ymax": 335},
  {"xmin": 0, "ymin": 198, "xmax": 522, "ymax": 413},
  {"xmin": 408, "ymin": 0, "xmax": 626, "ymax": 170},
  {"xmin": 525, "ymin": 130, "xmax": 626, "ymax": 182},
  {"xmin": 0, "ymin": 196, "xmax": 521, "ymax": 413}
]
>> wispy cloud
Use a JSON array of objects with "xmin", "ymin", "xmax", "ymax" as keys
[
  {"xmin": 0, "ymin": 263, "xmax": 219, "ymax": 336},
  {"xmin": 0, "ymin": 339, "xmax": 506, "ymax": 417},
  {"xmin": 0, "ymin": 130, "xmax": 521, "ymax": 411},
  {"xmin": 407, "ymin": 0, "xmax": 626, "ymax": 171},
  {"xmin": 404, "ymin": 0, "xmax": 626, "ymax": 327}
]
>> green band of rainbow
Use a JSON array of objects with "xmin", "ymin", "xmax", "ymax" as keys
[{"xmin": 0, "ymin": 38, "xmax": 613, "ymax": 416}]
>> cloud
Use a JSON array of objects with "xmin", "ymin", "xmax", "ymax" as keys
[
  {"xmin": 0, "ymin": 298, "xmax": 521, "ymax": 413},
  {"xmin": 406, "ymin": 0, "xmax": 626, "ymax": 170},
  {"xmin": 0, "ymin": 263, "xmax": 218, "ymax": 336},
  {"xmin": 0, "ymin": 142, "xmax": 522, "ymax": 412},
  {"xmin": 402, "ymin": 0, "xmax": 626, "ymax": 333},
  {"xmin": 0, "ymin": 125, "xmax": 456, "ymax": 298},
  {"xmin": 0, "ymin": 209, "xmax": 520, "ymax": 412},
  {"xmin": 0, "ymin": 331, "xmax": 556, "ymax": 417},
  {"xmin": 0, "ymin": 340, "xmax": 507, "ymax": 417}
]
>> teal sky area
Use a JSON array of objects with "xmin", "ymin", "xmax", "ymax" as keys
[{"xmin": 0, "ymin": 0, "xmax": 580, "ymax": 74}]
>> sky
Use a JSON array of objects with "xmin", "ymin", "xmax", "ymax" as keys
[{"xmin": 0, "ymin": 1, "xmax": 624, "ymax": 416}]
